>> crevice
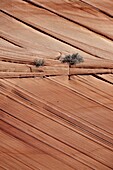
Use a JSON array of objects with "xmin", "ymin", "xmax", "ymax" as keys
[
  {"xmin": 93, "ymin": 74, "xmax": 113, "ymax": 85},
  {"xmin": 12, "ymin": 89, "xmax": 31, "ymax": 102},
  {"xmin": 23, "ymin": 0, "xmax": 44, "ymax": 9},
  {"xmin": 1, "ymin": 36, "xmax": 23, "ymax": 48},
  {"xmin": 22, "ymin": 0, "xmax": 113, "ymax": 42},
  {"xmin": 26, "ymin": 64, "xmax": 33, "ymax": 72},
  {"xmin": 79, "ymin": 0, "xmax": 113, "ymax": 19}
]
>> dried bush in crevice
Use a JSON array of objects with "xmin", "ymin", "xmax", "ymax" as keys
[
  {"xmin": 60, "ymin": 53, "xmax": 84, "ymax": 80},
  {"xmin": 60, "ymin": 53, "xmax": 84, "ymax": 66},
  {"xmin": 34, "ymin": 59, "xmax": 45, "ymax": 67}
]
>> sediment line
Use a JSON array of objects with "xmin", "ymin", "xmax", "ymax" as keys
[
  {"xmin": 1, "ymin": 105, "xmax": 112, "ymax": 169},
  {"xmin": 1, "ymin": 80, "xmax": 113, "ymax": 150},
  {"xmin": 49, "ymin": 77, "xmax": 113, "ymax": 113},
  {"xmin": 0, "ymin": 120, "xmax": 95, "ymax": 169}
]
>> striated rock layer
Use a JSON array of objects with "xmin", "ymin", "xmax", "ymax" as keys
[{"xmin": 0, "ymin": 0, "xmax": 113, "ymax": 169}]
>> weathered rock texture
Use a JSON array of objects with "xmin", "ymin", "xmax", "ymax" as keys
[{"xmin": 0, "ymin": 0, "xmax": 113, "ymax": 169}]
